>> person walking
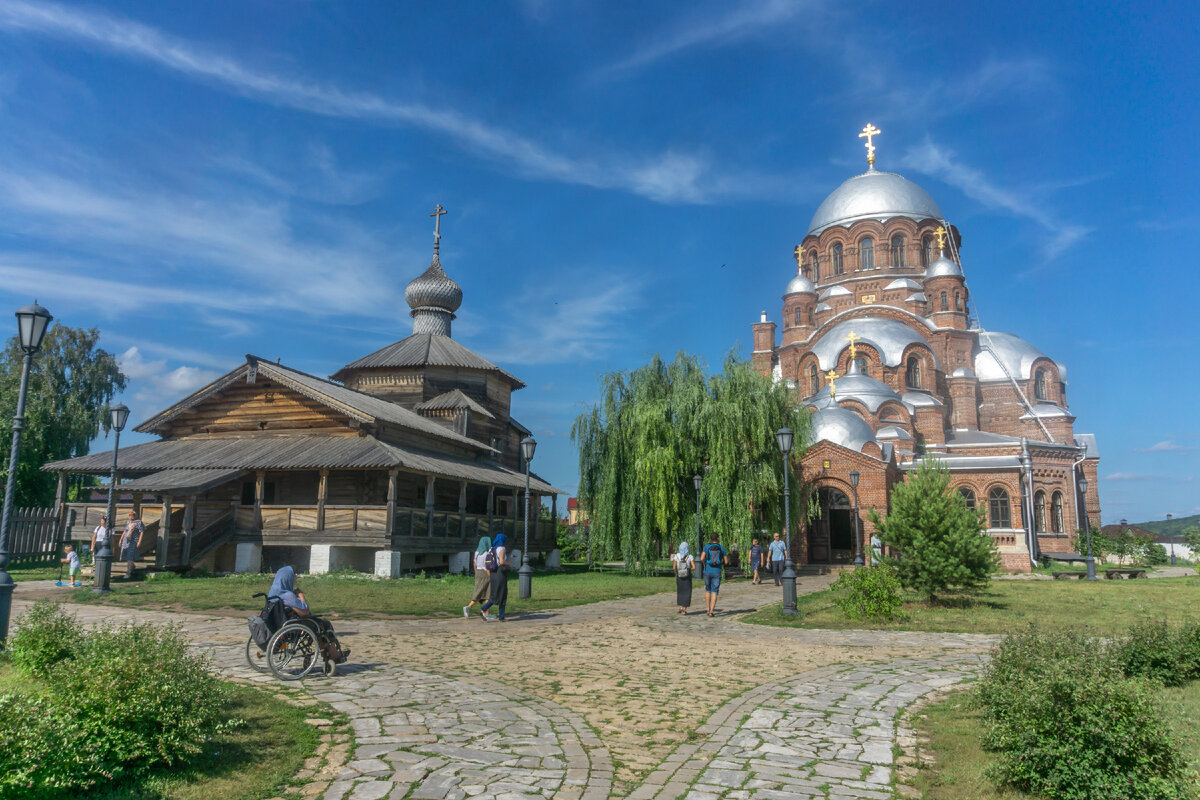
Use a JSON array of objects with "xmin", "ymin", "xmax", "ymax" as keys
[
  {"xmin": 479, "ymin": 532, "xmax": 509, "ymax": 621},
  {"xmin": 464, "ymin": 535, "xmax": 492, "ymax": 618},
  {"xmin": 120, "ymin": 511, "xmax": 145, "ymax": 580},
  {"xmin": 671, "ymin": 541, "xmax": 695, "ymax": 614},
  {"xmin": 768, "ymin": 532, "xmax": 787, "ymax": 586},
  {"xmin": 700, "ymin": 533, "xmax": 728, "ymax": 617},
  {"xmin": 89, "ymin": 515, "xmax": 109, "ymax": 559},
  {"xmin": 749, "ymin": 538, "xmax": 765, "ymax": 585}
]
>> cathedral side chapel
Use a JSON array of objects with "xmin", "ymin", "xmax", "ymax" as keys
[
  {"xmin": 751, "ymin": 126, "xmax": 1101, "ymax": 571},
  {"xmin": 47, "ymin": 208, "xmax": 562, "ymax": 577}
]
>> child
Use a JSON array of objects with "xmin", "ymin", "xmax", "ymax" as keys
[{"xmin": 62, "ymin": 544, "xmax": 81, "ymax": 586}]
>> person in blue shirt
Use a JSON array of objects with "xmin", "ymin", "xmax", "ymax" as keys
[
  {"xmin": 700, "ymin": 533, "xmax": 728, "ymax": 617},
  {"xmin": 768, "ymin": 532, "xmax": 788, "ymax": 586}
]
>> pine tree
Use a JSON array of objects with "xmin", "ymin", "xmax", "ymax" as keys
[{"xmin": 868, "ymin": 459, "xmax": 998, "ymax": 602}]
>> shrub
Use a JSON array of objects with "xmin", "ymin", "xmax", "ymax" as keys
[
  {"xmin": 6, "ymin": 600, "xmax": 84, "ymax": 679},
  {"xmin": 1114, "ymin": 618, "xmax": 1187, "ymax": 686},
  {"xmin": 977, "ymin": 626, "xmax": 1196, "ymax": 800},
  {"xmin": 829, "ymin": 565, "xmax": 903, "ymax": 620},
  {"xmin": 1144, "ymin": 543, "xmax": 1169, "ymax": 566}
]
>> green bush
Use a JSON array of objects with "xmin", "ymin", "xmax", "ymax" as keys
[
  {"xmin": 977, "ymin": 626, "xmax": 1197, "ymax": 799},
  {"xmin": 6, "ymin": 600, "xmax": 85, "ymax": 679},
  {"xmin": 1115, "ymin": 619, "xmax": 1188, "ymax": 686},
  {"xmin": 829, "ymin": 565, "xmax": 903, "ymax": 620},
  {"xmin": 0, "ymin": 607, "xmax": 236, "ymax": 797},
  {"xmin": 1144, "ymin": 543, "xmax": 1169, "ymax": 565}
]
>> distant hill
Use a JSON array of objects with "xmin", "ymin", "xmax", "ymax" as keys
[{"xmin": 1130, "ymin": 514, "xmax": 1200, "ymax": 537}]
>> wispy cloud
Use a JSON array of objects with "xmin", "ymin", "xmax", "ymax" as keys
[
  {"xmin": 1135, "ymin": 440, "xmax": 1197, "ymax": 453},
  {"xmin": 0, "ymin": 0, "xmax": 769, "ymax": 204},
  {"xmin": 900, "ymin": 140, "xmax": 1092, "ymax": 261},
  {"xmin": 1104, "ymin": 472, "xmax": 1156, "ymax": 482},
  {"xmin": 596, "ymin": 0, "xmax": 809, "ymax": 78},
  {"xmin": 117, "ymin": 346, "xmax": 222, "ymax": 404}
]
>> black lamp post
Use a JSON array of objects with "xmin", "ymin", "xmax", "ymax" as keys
[
  {"xmin": 1078, "ymin": 476, "xmax": 1097, "ymax": 581},
  {"xmin": 850, "ymin": 470, "xmax": 863, "ymax": 566},
  {"xmin": 94, "ymin": 402, "xmax": 130, "ymax": 594},
  {"xmin": 776, "ymin": 427, "xmax": 797, "ymax": 615},
  {"xmin": 0, "ymin": 302, "xmax": 53, "ymax": 645},
  {"xmin": 518, "ymin": 436, "xmax": 536, "ymax": 600},
  {"xmin": 1167, "ymin": 513, "xmax": 1175, "ymax": 566},
  {"xmin": 693, "ymin": 474, "xmax": 703, "ymax": 560}
]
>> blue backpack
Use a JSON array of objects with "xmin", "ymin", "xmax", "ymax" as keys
[{"xmin": 704, "ymin": 543, "xmax": 724, "ymax": 569}]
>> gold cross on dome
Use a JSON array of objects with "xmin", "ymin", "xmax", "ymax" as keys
[
  {"xmin": 859, "ymin": 123, "xmax": 881, "ymax": 166},
  {"xmin": 430, "ymin": 204, "xmax": 447, "ymax": 252},
  {"xmin": 845, "ymin": 330, "xmax": 861, "ymax": 360},
  {"xmin": 935, "ymin": 225, "xmax": 947, "ymax": 251},
  {"xmin": 794, "ymin": 244, "xmax": 803, "ymax": 268},
  {"xmin": 826, "ymin": 369, "xmax": 839, "ymax": 398}
]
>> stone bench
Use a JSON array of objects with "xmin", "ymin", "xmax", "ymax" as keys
[
  {"xmin": 1104, "ymin": 568, "xmax": 1147, "ymax": 579},
  {"xmin": 1052, "ymin": 571, "xmax": 1088, "ymax": 580}
]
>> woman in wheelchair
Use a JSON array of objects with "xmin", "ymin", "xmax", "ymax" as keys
[{"xmin": 269, "ymin": 566, "xmax": 349, "ymax": 664}]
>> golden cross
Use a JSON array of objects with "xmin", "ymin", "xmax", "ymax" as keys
[
  {"xmin": 859, "ymin": 123, "xmax": 881, "ymax": 166},
  {"xmin": 793, "ymin": 244, "xmax": 803, "ymax": 269},
  {"xmin": 826, "ymin": 369, "xmax": 839, "ymax": 398},
  {"xmin": 845, "ymin": 330, "xmax": 860, "ymax": 361},
  {"xmin": 935, "ymin": 225, "xmax": 947, "ymax": 251},
  {"xmin": 430, "ymin": 204, "xmax": 447, "ymax": 252}
]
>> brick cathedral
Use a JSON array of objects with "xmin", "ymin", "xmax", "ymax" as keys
[{"xmin": 751, "ymin": 126, "xmax": 1101, "ymax": 572}]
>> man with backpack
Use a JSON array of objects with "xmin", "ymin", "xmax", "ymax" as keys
[{"xmin": 701, "ymin": 533, "xmax": 728, "ymax": 617}]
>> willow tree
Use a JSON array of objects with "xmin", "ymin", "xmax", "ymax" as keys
[{"xmin": 571, "ymin": 351, "xmax": 810, "ymax": 573}]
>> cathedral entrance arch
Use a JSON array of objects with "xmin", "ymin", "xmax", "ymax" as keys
[{"xmin": 807, "ymin": 486, "xmax": 857, "ymax": 564}]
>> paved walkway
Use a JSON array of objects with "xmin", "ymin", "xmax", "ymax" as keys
[{"xmin": 12, "ymin": 577, "xmax": 997, "ymax": 799}]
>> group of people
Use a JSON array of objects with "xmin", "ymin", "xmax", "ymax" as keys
[
  {"xmin": 66, "ymin": 510, "xmax": 146, "ymax": 583},
  {"xmin": 463, "ymin": 533, "xmax": 510, "ymax": 621},
  {"xmin": 671, "ymin": 531, "xmax": 791, "ymax": 616}
]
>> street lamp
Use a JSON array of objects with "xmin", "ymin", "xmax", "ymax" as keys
[
  {"xmin": 776, "ymin": 427, "xmax": 797, "ymax": 615},
  {"xmin": 850, "ymin": 471, "xmax": 863, "ymax": 566},
  {"xmin": 0, "ymin": 302, "xmax": 53, "ymax": 645},
  {"xmin": 693, "ymin": 474, "xmax": 703, "ymax": 560},
  {"xmin": 1167, "ymin": 513, "xmax": 1175, "ymax": 566},
  {"xmin": 1078, "ymin": 476, "xmax": 1097, "ymax": 581},
  {"xmin": 94, "ymin": 403, "xmax": 130, "ymax": 594},
  {"xmin": 518, "ymin": 436, "xmax": 536, "ymax": 600}
]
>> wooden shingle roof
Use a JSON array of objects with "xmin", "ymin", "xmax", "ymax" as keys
[
  {"xmin": 415, "ymin": 389, "xmax": 495, "ymax": 419},
  {"xmin": 330, "ymin": 333, "xmax": 525, "ymax": 389}
]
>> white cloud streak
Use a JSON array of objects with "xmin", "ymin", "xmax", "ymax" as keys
[{"xmin": 1135, "ymin": 440, "xmax": 1197, "ymax": 453}]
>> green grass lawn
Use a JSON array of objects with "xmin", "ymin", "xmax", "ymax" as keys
[
  {"xmin": 912, "ymin": 681, "xmax": 1200, "ymax": 799},
  {"xmin": 54, "ymin": 563, "xmax": 672, "ymax": 618},
  {"xmin": 7, "ymin": 565, "xmax": 68, "ymax": 581},
  {"xmin": 0, "ymin": 664, "xmax": 320, "ymax": 800},
  {"xmin": 743, "ymin": 576, "xmax": 1200, "ymax": 636}
]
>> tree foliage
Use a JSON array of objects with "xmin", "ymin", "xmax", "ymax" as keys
[
  {"xmin": 0, "ymin": 325, "xmax": 126, "ymax": 506},
  {"xmin": 869, "ymin": 459, "xmax": 998, "ymax": 602},
  {"xmin": 571, "ymin": 352, "xmax": 810, "ymax": 574}
]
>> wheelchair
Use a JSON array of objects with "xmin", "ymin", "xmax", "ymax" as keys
[{"xmin": 245, "ymin": 592, "xmax": 349, "ymax": 680}]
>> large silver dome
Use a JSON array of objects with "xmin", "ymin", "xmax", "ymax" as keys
[
  {"xmin": 808, "ymin": 170, "xmax": 943, "ymax": 236},
  {"xmin": 784, "ymin": 272, "xmax": 816, "ymax": 295},
  {"xmin": 808, "ymin": 361, "xmax": 903, "ymax": 413},
  {"xmin": 810, "ymin": 317, "xmax": 939, "ymax": 370},
  {"xmin": 808, "ymin": 404, "xmax": 877, "ymax": 452},
  {"xmin": 925, "ymin": 254, "xmax": 963, "ymax": 278}
]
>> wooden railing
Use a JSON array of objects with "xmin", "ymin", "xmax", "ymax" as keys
[{"xmin": 5, "ymin": 507, "xmax": 60, "ymax": 566}]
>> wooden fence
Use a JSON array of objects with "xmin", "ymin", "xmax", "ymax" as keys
[{"xmin": 5, "ymin": 507, "xmax": 62, "ymax": 566}]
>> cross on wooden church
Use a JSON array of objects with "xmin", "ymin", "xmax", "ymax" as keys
[
  {"xmin": 859, "ymin": 123, "xmax": 881, "ymax": 167},
  {"xmin": 845, "ymin": 331, "xmax": 860, "ymax": 361},
  {"xmin": 430, "ymin": 204, "xmax": 447, "ymax": 252}
]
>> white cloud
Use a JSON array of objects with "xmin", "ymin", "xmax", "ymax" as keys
[
  {"xmin": 117, "ymin": 346, "xmax": 221, "ymax": 404},
  {"xmin": 1135, "ymin": 440, "xmax": 1196, "ymax": 453},
  {"xmin": 1104, "ymin": 472, "xmax": 1155, "ymax": 482}
]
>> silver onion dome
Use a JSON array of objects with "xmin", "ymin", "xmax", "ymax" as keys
[
  {"xmin": 808, "ymin": 170, "xmax": 944, "ymax": 236},
  {"xmin": 808, "ymin": 404, "xmax": 878, "ymax": 452},
  {"xmin": 784, "ymin": 271, "xmax": 816, "ymax": 295},
  {"xmin": 925, "ymin": 253, "xmax": 963, "ymax": 278},
  {"xmin": 808, "ymin": 360, "xmax": 903, "ymax": 413},
  {"xmin": 405, "ymin": 253, "xmax": 462, "ymax": 336}
]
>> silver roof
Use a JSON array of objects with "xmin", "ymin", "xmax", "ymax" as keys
[
  {"xmin": 1074, "ymin": 433, "xmax": 1099, "ymax": 458},
  {"xmin": 905, "ymin": 292, "xmax": 926, "ymax": 303},
  {"xmin": 333, "ymin": 333, "xmax": 525, "ymax": 388},
  {"xmin": 784, "ymin": 272, "xmax": 816, "ymax": 295},
  {"xmin": 903, "ymin": 454, "xmax": 1022, "ymax": 471},
  {"xmin": 809, "ymin": 363, "xmax": 903, "ymax": 413},
  {"xmin": 405, "ymin": 253, "xmax": 463, "ymax": 314},
  {"xmin": 1020, "ymin": 403, "xmax": 1073, "ymax": 420},
  {"xmin": 810, "ymin": 317, "xmax": 939, "ymax": 370},
  {"xmin": 876, "ymin": 425, "xmax": 913, "ymax": 440},
  {"xmin": 815, "ymin": 302, "xmax": 833, "ymax": 312},
  {"xmin": 925, "ymin": 254, "xmax": 963, "ymax": 278},
  {"xmin": 975, "ymin": 330, "xmax": 1066, "ymax": 382},
  {"xmin": 885, "ymin": 278, "xmax": 923, "ymax": 291},
  {"xmin": 901, "ymin": 390, "xmax": 944, "ymax": 408},
  {"xmin": 809, "ymin": 404, "xmax": 877, "ymax": 452},
  {"xmin": 808, "ymin": 169, "xmax": 944, "ymax": 235},
  {"xmin": 818, "ymin": 285, "xmax": 852, "ymax": 301}
]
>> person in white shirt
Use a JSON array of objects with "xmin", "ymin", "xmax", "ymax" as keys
[
  {"xmin": 463, "ymin": 535, "xmax": 492, "ymax": 618},
  {"xmin": 90, "ymin": 515, "xmax": 109, "ymax": 554}
]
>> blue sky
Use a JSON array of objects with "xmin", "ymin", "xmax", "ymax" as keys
[{"xmin": 0, "ymin": 0, "xmax": 1195, "ymax": 524}]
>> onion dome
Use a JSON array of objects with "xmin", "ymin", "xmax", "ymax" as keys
[
  {"xmin": 809, "ymin": 404, "xmax": 877, "ymax": 452},
  {"xmin": 974, "ymin": 330, "xmax": 1066, "ymax": 381},
  {"xmin": 810, "ymin": 317, "xmax": 939, "ymax": 370},
  {"xmin": 405, "ymin": 253, "xmax": 462, "ymax": 337},
  {"xmin": 808, "ymin": 170, "xmax": 943, "ymax": 236},
  {"xmin": 808, "ymin": 359, "xmax": 903, "ymax": 412},
  {"xmin": 925, "ymin": 252, "xmax": 963, "ymax": 278},
  {"xmin": 784, "ymin": 271, "xmax": 816, "ymax": 295}
]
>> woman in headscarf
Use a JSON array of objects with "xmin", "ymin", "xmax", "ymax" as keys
[
  {"xmin": 478, "ymin": 532, "xmax": 509, "ymax": 621},
  {"xmin": 671, "ymin": 541, "xmax": 694, "ymax": 614},
  {"xmin": 268, "ymin": 566, "xmax": 349, "ymax": 662},
  {"xmin": 463, "ymin": 535, "xmax": 492, "ymax": 618}
]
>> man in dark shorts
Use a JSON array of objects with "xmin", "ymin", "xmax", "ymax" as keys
[
  {"xmin": 700, "ymin": 533, "xmax": 728, "ymax": 617},
  {"xmin": 749, "ymin": 538, "xmax": 765, "ymax": 585}
]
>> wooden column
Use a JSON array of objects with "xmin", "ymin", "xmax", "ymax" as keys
[
  {"xmin": 425, "ymin": 475, "xmax": 436, "ymax": 535},
  {"xmin": 386, "ymin": 469, "xmax": 398, "ymax": 537},
  {"xmin": 180, "ymin": 496, "xmax": 196, "ymax": 566},
  {"xmin": 254, "ymin": 470, "xmax": 265, "ymax": 532},
  {"xmin": 458, "ymin": 481, "xmax": 468, "ymax": 540},
  {"xmin": 317, "ymin": 469, "xmax": 329, "ymax": 531},
  {"xmin": 551, "ymin": 494, "xmax": 558, "ymax": 546},
  {"xmin": 53, "ymin": 472, "xmax": 67, "ymax": 517},
  {"xmin": 157, "ymin": 495, "xmax": 172, "ymax": 568},
  {"xmin": 486, "ymin": 485, "xmax": 495, "ymax": 534}
]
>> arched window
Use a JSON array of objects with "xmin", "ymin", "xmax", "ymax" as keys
[
  {"xmin": 832, "ymin": 243, "xmax": 844, "ymax": 275},
  {"xmin": 860, "ymin": 237, "xmax": 874, "ymax": 270},
  {"xmin": 853, "ymin": 355, "xmax": 869, "ymax": 375},
  {"xmin": 958, "ymin": 487, "xmax": 977, "ymax": 509},
  {"xmin": 905, "ymin": 356, "xmax": 921, "ymax": 389},
  {"xmin": 955, "ymin": 291, "xmax": 963, "ymax": 311},
  {"xmin": 809, "ymin": 250, "xmax": 819, "ymax": 281},
  {"xmin": 793, "ymin": 307, "xmax": 803, "ymax": 326},
  {"xmin": 891, "ymin": 234, "xmax": 905, "ymax": 268},
  {"xmin": 989, "ymin": 488, "xmax": 1011, "ymax": 529},
  {"xmin": 1051, "ymin": 492, "xmax": 1064, "ymax": 534},
  {"xmin": 1034, "ymin": 490, "xmax": 1047, "ymax": 532},
  {"xmin": 940, "ymin": 291, "xmax": 948, "ymax": 311},
  {"xmin": 1034, "ymin": 368, "xmax": 1048, "ymax": 401},
  {"xmin": 922, "ymin": 235, "xmax": 935, "ymax": 266},
  {"xmin": 809, "ymin": 364, "xmax": 819, "ymax": 396},
  {"xmin": 807, "ymin": 307, "xmax": 814, "ymax": 326}
]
